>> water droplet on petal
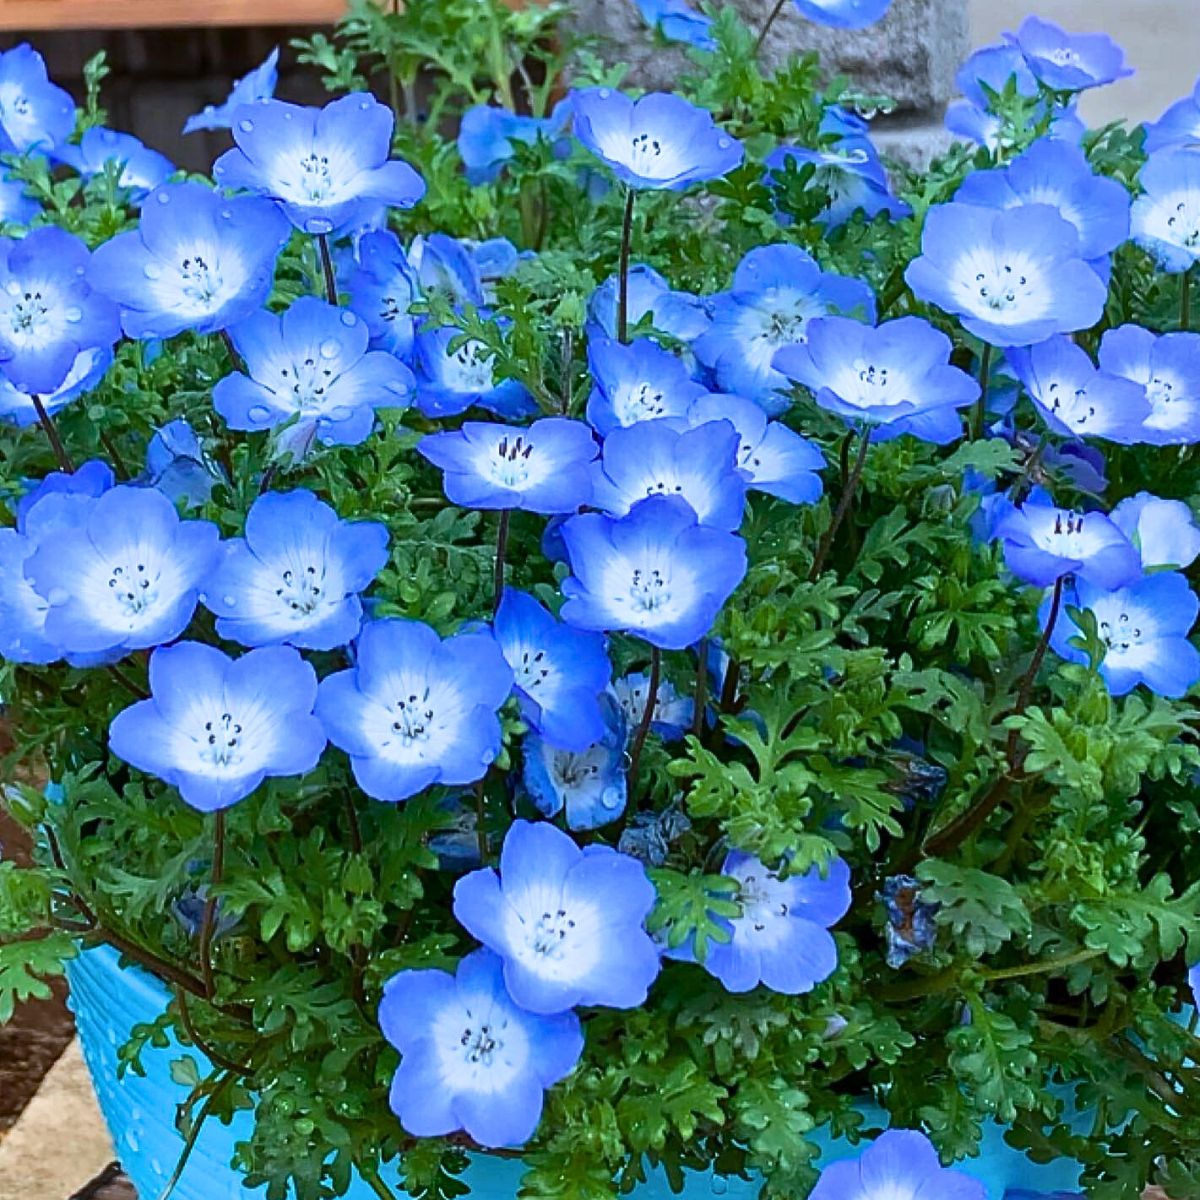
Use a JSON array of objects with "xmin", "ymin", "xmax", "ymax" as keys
[
  {"xmin": 220, "ymin": 209, "xmax": 232, "ymax": 220},
  {"xmin": 281, "ymin": 111, "xmax": 293, "ymax": 121},
  {"xmin": 710, "ymin": 1177, "xmax": 728, "ymax": 1196},
  {"xmin": 247, "ymin": 405, "xmax": 272, "ymax": 423},
  {"xmin": 340, "ymin": 310, "xmax": 357, "ymax": 327},
  {"xmin": 305, "ymin": 216, "xmax": 334, "ymax": 235},
  {"xmin": 143, "ymin": 263, "xmax": 163, "ymax": 280},
  {"xmin": 600, "ymin": 787, "xmax": 622, "ymax": 810},
  {"xmin": 4, "ymin": 281, "xmax": 19, "ymax": 297},
  {"xmin": 481, "ymin": 750, "xmax": 495, "ymax": 766},
  {"xmin": 238, "ymin": 118, "xmax": 254, "ymax": 133},
  {"xmin": 359, "ymin": 99, "xmax": 372, "ymax": 110},
  {"xmin": 74, "ymin": 265, "xmax": 86, "ymax": 276},
  {"xmin": 717, "ymin": 137, "xmax": 731, "ymax": 149},
  {"xmin": 64, "ymin": 306, "xmax": 82, "ymax": 323},
  {"xmin": 318, "ymin": 338, "xmax": 340, "ymax": 359},
  {"xmin": 155, "ymin": 190, "xmax": 170, "ymax": 204},
  {"xmin": 222, "ymin": 595, "xmax": 237, "ymax": 607},
  {"xmin": 328, "ymin": 405, "xmax": 353, "ymax": 421},
  {"xmin": 598, "ymin": 88, "xmax": 611, "ymax": 99}
]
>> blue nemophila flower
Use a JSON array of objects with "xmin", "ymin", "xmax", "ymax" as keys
[
  {"xmin": 88, "ymin": 182, "xmax": 290, "ymax": 339},
  {"xmin": 904, "ymin": 202, "xmax": 1108, "ymax": 347},
  {"xmin": 0, "ymin": 227, "xmax": 119, "ymax": 395},
  {"xmin": 458, "ymin": 103, "xmax": 570, "ymax": 185},
  {"xmin": 560, "ymin": 496, "xmax": 748, "ymax": 650},
  {"xmin": 674, "ymin": 851, "xmax": 851, "ymax": 994},
  {"xmin": 586, "ymin": 337, "xmax": 707, "ymax": 434},
  {"xmin": 632, "ymin": 0, "xmax": 716, "ymax": 50},
  {"xmin": 317, "ymin": 619, "xmax": 513, "ymax": 802},
  {"xmin": 344, "ymin": 229, "xmax": 418, "ymax": 358},
  {"xmin": 494, "ymin": 588, "xmax": 611, "ymax": 752},
  {"xmin": 409, "ymin": 233, "xmax": 485, "ymax": 308},
  {"xmin": 109, "ymin": 641, "xmax": 327, "ymax": 812},
  {"xmin": 58, "ymin": 128, "xmax": 175, "ymax": 201},
  {"xmin": 213, "ymin": 298, "xmax": 414, "ymax": 448},
  {"xmin": 453, "ymin": 818, "xmax": 660, "ymax": 1013},
  {"xmin": 955, "ymin": 136, "xmax": 1130, "ymax": 273},
  {"xmin": 1006, "ymin": 337, "xmax": 1151, "ymax": 444},
  {"xmin": 587, "ymin": 263, "xmax": 710, "ymax": 344},
  {"xmin": 991, "ymin": 498, "xmax": 1141, "ymax": 589},
  {"xmin": 0, "ymin": 173, "xmax": 39, "ymax": 226},
  {"xmin": 1098, "ymin": 324, "xmax": 1200, "ymax": 445},
  {"xmin": 878, "ymin": 874, "xmax": 939, "ymax": 968},
  {"xmin": 766, "ymin": 141, "xmax": 910, "ymax": 229},
  {"xmin": 1111, "ymin": 493, "xmax": 1200, "ymax": 572},
  {"xmin": 418, "ymin": 418, "xmax": 597, "ymax": 514},
  {"xmin": 0, "ymin": 45, "xmax": 74, "ymax": 155},
  {"xmin": 1006, "ymin": 16, "xmax": 1132, "ymax": 92},
  {"xmin": 1131, "ymin": 149, "xmax": 1200, "ymax": 275},
  {"xmin": 183, "ymin": 47, "xmax": 279, "ymax": 135},
  {"xmin": 618, "ymin": 802, "xmax": 692, "ymax": 867},
  {"xmin": 953, "ymin": 43, "xmax": 1038, "ymax": 126},
  {"xmin": 570, "ymin": 88, "xmax": 743, "ymax": 191},
  {"xmin": 213, "ymin": 94, "xmax": 426, "ymax": 236},
  {"xmin": 612, "ymin": 671, "xmax": 693, "ymax": 742},
  {"xmin": 686, "ymin": 393, "xmax": 824, "ymax": 504},
  {"xmin": 791, "ymin": 0, "xmax": 891, "ymax": 30},
  {"xmin": 380, "ymin": 947, "xmax": 583, "ymax": 1149},
  {"xmin": 203, "ymin": 490, "xmax": 388, "ymax": 651},
  {"xmin": 693, "ymin": 244, "xmax": 876, "ymax": 410},
  {"xmin": 25, "ymin": 485, "xmax": 220, "ymax": 656},
  {"xmin": 141, "ymin": 418, "xmax": 224, "ymax": 511},
  {"xmin": 523, "ymin": 693, "xmax": 628, "ymax": 830},
  {"xmin": 413, "ymin": 324, "xmax": 534, "ymax": 420},
  {"xmin": 1145, "ymin": 79, "xmax": 1200, "ymax": 154},
  {"xmin": 775, "ymin": 316, "xmax": 979, "ymax": 444},
  {"xmin": 1044, "ymin": 573, "xmax": 1200, "ymax": 698},
  {"xmin": 810, "ymin": 1129, "xmax": 985, "ymax": 1200},
  {"xmin": 0, "ymin": 345, "xmax": 111, "ymax": 428}
]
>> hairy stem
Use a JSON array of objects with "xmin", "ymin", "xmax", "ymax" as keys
[
  {"xmin": 753, "ymin": 0, "xmax": 789, "ymax": 55},
  {"xmin": 809, "ymin": 428, "xmax": 870, "ymax": 580},
  {"xmin": 317, "ymin": 233, "xmax": 339, "ymax": 306},
  {"xmin": 617, "ymin": 189, "xmax": 636, "ymax": 344},
  {"xmin": 198, "ymin": 810, "xmax": 227, "ymax": 1001},
  {"xmin": 31, "ymin": 394, "xmax": 74, "ymax": 472},
  {"xmin": 692, "ymin": 638, "xmax": 708, "ymax": 739},
  {"xmin": 493, "ymin": 509, "xmax": 511, "ymax": 614},
  {"xmin": 627, "ymin": 645, "xmax": 662, "ymax": 787},
  {"xmin": 971, "ymin": 343, "xmax": 993, "ymax": 441}
]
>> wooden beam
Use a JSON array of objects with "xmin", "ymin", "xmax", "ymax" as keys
[{"xmin": 0, "ymin": 0, "xmax": 346, "ymax": 33}]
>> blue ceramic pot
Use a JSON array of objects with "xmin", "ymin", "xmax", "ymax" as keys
[{"xmin": 67, "ymin": 945, "xmax": 1085, "ymax": 1200}]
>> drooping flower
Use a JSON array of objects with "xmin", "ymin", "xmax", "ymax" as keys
[
  {"xmin": 380, "ymin": 948, "xmax": 583, "ymax": 1149},
  {"xmin": 458, "ymin": 103, "xmax": 570, "ymax": 185},
  {"xmin": 693, "ymin": 244, "xmax": 876, "ymax": 410},
  {"xmin": 408, "ymin": 233, "xmax": 485, "ymax": 308},
  {"xmin": 183, "ymin": 47, "xmax": 280, "ymax": 135},
  {"xmin": 316, "ymin": 620, "xmax": 513, "ymax": 802},
  {"xmin": 1131, "ymin": 149, "xmax": 1200, "ymax": 274},
  {"xmin": 0, "ymin": 346, "xmax": 112, "ymax": 428},
  {"xmin": 618, "ymin": 802, "xmax": 692, "ymax": 867},
  {"xmin": 612, "ymin": 670, "xmax": 693, "ymax": 742},
  {"xmin": 1044, "ymin": 573, "xmax": 1200, "ymax": 698},
  {"xmin": 0, "ymin": 173, "xmax": 40, "ymax": 226},
  {"xmin": 991, "ymin": 497, "xmax": 1141, "ymax": 589},
  {"xmin": 775, "ymin": 315, "xmax": 979, "ymax": 443},
  {"xmin": 58, "ymin": 128, "xmax": 175, "ymax": 201},
  {"xmin": 590, "ymin": 418, "xmax": 746, "ymax": 531},
  {"xmin": 673, "ymin": 851, "xmax": 852, "ymax": 995},
  {"xmin": 586, "ymin": 263, "xmax": 710, "ymax": 344},
  {"xmin": 1005, "ymin": 16, "xmax": 1132, "ymax": 92},
  {"xmin": 493, "ymin": 588, "xmax": 611, "ymax": 751},
  {"xmin": 809, "ymin": 1129, "xmax": 986, "ymax": 1200},
  {"xmin": 1097, "ymin": 324, "xmax": 1200, "ymax": 445},
  {"xmin": 140, "ymin": 419, "xmax": 225, "ymax": 510},
  {"xmin": 585, "ymin": 337, "xmax": 707, "ymax": 434},
  {"xmin": 631, "ymin": 0, "xmax": 716, "ymax": 50},
  {"xmin": 24, "ymin": 485, "xmax": 221, "ymax": 656},
  {"xmin": 344, "ymin": 229, "xmax": 418, "ymax": 358},
  {"xmin": 1110, "ymin": 493, "xmax": 1200, "ymax": 572},
  {"xmin": 0, "ymin": 227, "xmax": 120, "ymax": 395},
  {"xmin": 108, "ymin": 641, "xmax": 327, "ymax": 812},
  {"xmin": 522, "ymin": 693, "xmax": 628, "ymax": 830},
  {"xmin": 686, "ymin": 393, "xmax": 824, "ymax": 504},
  {"xmin": 203, "ymin": 490, "xmax": 388, "ymax": 651},
  {"xmin": 1144, "ymin": 78, "xmax": 1200, "ymax": 154},
  {"xmin": 904, "ymin": 202, "xmax": 1108, "ymax": 347},
  {"xmin": 213, "ymin": 94, "xmax": 426, "ymax": 236},
  {"xmin": 878, "ymin": 874, "xmax": 939, "ymax": 968},
  {"xmin": 560, "ymin": 496, "xmax": 748, "ymax": 650},
  {"xmin": 413, "ymin": 324, "xmax": 535, "ymax": 420},
  {"xmin": 0, "ymin": 45, "xmax": 75, "ymax": 155},
  {"xmin": 955, "ymin": 43, "xmax": 1040, "ymax": 112},
  {"xmin": 418, "ymin": 419, "xmax": 597, "ymax": 514},
  {"xmin": 88, "ymin": 182, "xmax": 290, "ymax": 339},
  {"xmin": 570, "ymin": 88, "xmax": 743, "ymax": 191},
  {"xmin": 453, "ymin": 818, "xmax": 660, "ymax": 1013},
  {"xmin": 1006, "ymin": 337, "xmax": 1151, "ymax": 444},
  {"xmin": 765, "ymin": 140, "xmax": 910, "ymax": 229},
  {"xmin": 213, "ymin": 298, "xmax": 414, "ymax": 448},
  {"xmin": 790, "ymin": 0, "xmax": 891, "ymax": 30}
]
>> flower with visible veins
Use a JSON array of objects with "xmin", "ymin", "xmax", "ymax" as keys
[
  {"xmin": 809, "ymin": 1129, "xmax": 985, "ymax": 1200},
  {"xmin": 1098, "ymin": 324, "xmax": 1200, "ymax": 445},
  {"xmin": 413, "ymin": 323, "xmax": 535, "ymax": 420},
  {"xmin": 0, "ymin": 44, "xmax": 74, "ymax": 155},
  {"xmin": 1005, "ymin": 15, "xmax": 1132, "ymax": 92},
  {"xmin": 586, "ymin": 337, "xmax": 707, "ymax": 434},
  {"xmin": 1132, "ymin": 149, "xmax": 1200, "ymax": 275},
  {"xmin": 1110, "ymin": 492, "xmax": 1200, "ymax": 572}
]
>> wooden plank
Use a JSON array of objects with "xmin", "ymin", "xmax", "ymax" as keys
[{"xmin": 0, "ymin": 0, "xmax": 346, "ymax": 33}]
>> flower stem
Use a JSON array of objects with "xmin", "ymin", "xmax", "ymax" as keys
[
  {"xmin": 753, "ymin": 0, "xmax": 789, "ymax": 55},
  {"xmin": 1183, "ymin": 267, "xmax": 1193, "ymax": 331},
  {"xmin": 692, "ymin": 638, "xmax": 708, "ymax": 739},
  {"xmin": 97, "ymin": 429, "xmax": 131, "ymax": 480},
  {"xmin": 198, "ymin": 810, "xmax": 227, "ymax": 1002},
  {"xmin": 971, "ymin": 343, "xmax": 993, "ymax": 441},
  {"xmin": 31, "ymin": 394, "xmax": 74, "ymax": 473},
  {"xmin": 627, "ymin": 645, "xmax": 661, "ymax": 788},
  {"xmin": 219, "ymin": 328, "xmax": 245, "ymax": 373},
  {"xmin": 617, "ymin": 189, "xmax": 636, "ymax": 344},
  {"xmin": 344, "ymin": 791, "xmax": 363, "ymax": 856},
  {"xmin": 1013, "ymin": 574, "xmax": 1064, "ymax": 717},
  {"xmin": 106, "ymin": 663, "xmax": 149, "ymax": 701},
  {"xmin": 808, "ymin": 428, "xmax": 870, "ymax": 580},
  {"xmin": 154, "ymin": 1070, "xmax": 236, "ymax": 1200},
  {"xmin": 474, "ymin": 779, "xmax": 489, "ymax": 865},
  {"xmin": 493, "ymin": 509, "xmax": 511, "ymax": 615},
  {"xmin": 317, "ymin": 233, "xmax": 338, "ymax": 306}
]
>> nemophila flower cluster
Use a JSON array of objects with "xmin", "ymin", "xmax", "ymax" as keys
[{"xmin": 2, "ymin": 4, "xmax": 1200, "ymax": 1199}]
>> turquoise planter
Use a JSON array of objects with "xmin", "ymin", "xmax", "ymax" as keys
[{"xmin": 67, "ymin": 945, "xmax": 1085, "ymax": 1200}]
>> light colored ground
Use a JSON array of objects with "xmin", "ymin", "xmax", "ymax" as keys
[{"xmin": 971, "ymin": 0, "xmax": 1200, "ymax": 126}]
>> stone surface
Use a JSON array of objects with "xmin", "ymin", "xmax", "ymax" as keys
[{"xmin": 871, "ymin": 113, "xmax": 956, "ymax": 171}]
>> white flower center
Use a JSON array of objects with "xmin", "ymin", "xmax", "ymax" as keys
[
  {"xmin": 2, "ymin": 280, "xmax": 70, "ymax": 347},
  {"xmin": 197, "ymin": 710, "xmax": 246, "ymax": 769},
  {"xmin": 503, "ymin": 887, "xmax": 603, "ymax": 983},
  {"xmin": 552, "ymin": 747, "xmax": 604, "ymax": 789},
  {"xmin": 513, "ymin": 644, "xmax": 551, "ymax": 692},
  {"xmin": 952, "ymin": 248, "xmax": 1048, "ymax": 324},
  {"xmin": 274, "ymin": 563, "xmax": 325, "ymax": 616},
  {"xmin": 1045, "ymin": 47, "xmax": 1081, "ymax": 67},
  {"xmin": 489, "ymin": 434, "xmax": 536, "ymax": 488},
  {"xmin": 448, "ymin": 341, "xmax": 495, "ymax": 392},
  {"xmin": 431, "ymin": 998, "xmax": 529, "ymax": 1093},
  {"xmin": 731, "ymin": 869, "xmax": 792, "ymax": 949},
  {"xmin": 1041, "ymin": 379, "xmax": 1098, "ymax": 430},
  {"xmin": 268, "ymin": 350, "xmax": 342, "ymax": 416},
  {"xmin": 630, "ymin": 565, "xmax": 670, "ymax": 612},
  {"xmin": 1029, "ymin": 508, "xmax": 1095, "ymax": 558},
  {"xmin": 104, "ymin": 558, "xmax": 160, "ymax": 616},
  {"xmin": 142, "ymin": 236, "xmax": 249, "ymax": 318},
  {"xmin": 613, "ymin": 382, "xmax": 670, "ymax": 424}
]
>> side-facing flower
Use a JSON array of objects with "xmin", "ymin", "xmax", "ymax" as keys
[
  {"xmin": 1110, "ymin": 493, "xmax": 1200, "ymax": 572},
  {"xmin": 810, "ymin": 1129, "xmax": 985, "ymax": 1200},
  {"xmin": 183, "ymin": 47, "xmax": 279, "ymax": 135},
  {"xmin": 140, "ymin": 419, "xmax": 225, "ymax": 510},
  {"xmin": 591, "ymin": 418, "xmax": 745, "ymax": 531},
  {"xmin": 408, "ymin": 234, "xmax": 485, "ymax": 308},
  {"xmin": 1097, "ymin": 324, "xmax": 1200, "ymax": 444},
  {"xmin": 418, "ymin": 418, "xmax": 597, "ymax": 513},
  {"xmin": 790, "ymin": 0, "xmax": 891, "ymax": 30},
  {"xmin": 316, "ymin": 620, "xmax": 513, "ymax": 802},
  {"xmin": 560, "ymin": 496, "xmax": 748, "ymax": 650},
  {"xmin": 89, "ymin": 182, "xmax": 290, "ymax": 339},
  {"xmin": 0, "ymin": 45, "xmax": 74, "ymax": 155},
  {"xmin": 344, "ymin": 229, "xmax": 418, "ymax": 358},
  {"xmin": 612, "ymin": 671, "xmax": 693, "ymax": 741},
  {"xmin": 905, "ymin": 202, "xmax": 1108, "ymax": 347},
  {"xmin": 1006, "ymin": 16, "xmax": 1132, "ymax": 92},
  {"xmin": 1145, "ymin": 78, "xmax": 1200, "ymax": 154},
  {"xmin": 1131, "ymin": 149, "xmax": 1200, "ymax": 275},
  {"xmin": 458, "ymin": 103, "xmax": 569, "ymax": 185},
  {"xmin": 453, "ymin": 818, "xmax": 660, "ymax": 1012},
  {"xmin": 686, "ymin": 393, "xmax": 824, "ymax": 504},
  {"xmin": 0, "ymin": 226, "xmax": 119, "ymax": 395},
  {"xmin": 108, "ymin": 641, "xmax": 327, "ymax": 811},
  {"xmin": 413, "ymin": 324, "xmax": 534, "ymax": 420},
  {"xmin": 766, "ymin": 141, "xmax": 910, "ymax": 229},
  {"xmin": 380, "ymin": 948, "xmax": 583, "ymax": 1148},
  {"xmin": 494, "ymin": 588, "xmax": 611, "ymax": 751},
  {"xmin": 1044, "ymin": 573, "xmax": 1200, "ymax": 698},
  {"xmin": 58, "ymin": 128, "xmax": 175, "ymax": 200},
  {"xmin": 775, "ymin": 315, "xmax": 979, "ymax": 443},
  {"xmin": 0, "ymin": 346, "xmax": 111, "ymax": 427},
  {"xmin": 586, "ymin": 263, "xmax": 710, "ymax": 344},
  {"xmin": 25, "ymin": 485, "xmax": 220, "ymax": 656},
  {"xmin": 570, "ymin": 88, "xmax": 743, "ymax": 190},
  {"xmin": 203, "ymin": 490, "xmax": 388, "ymax": 650},
  {"xmin": 632, "ymin": 0, "xmax": 716, "ymax": 50},
  {"xmin": 586, "ymin": 337, "xmax": 707, "ymax": 433},
  {"xmin": 213, "ymin": 298, "xmax": 414, "ymax": 447},
  {"xmin": 0, "ymin": 173, "xmax": 39, "ymax": 226},
  {"xmin": 213, "ymin": 94, "xmax": 425, "ymax": 235}
]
